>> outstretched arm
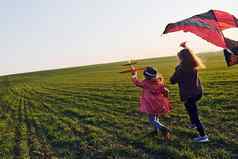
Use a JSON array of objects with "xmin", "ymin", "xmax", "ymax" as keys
[{"xmin": 131, "ymin": 66, "xmax": 144, "ymax": 88}]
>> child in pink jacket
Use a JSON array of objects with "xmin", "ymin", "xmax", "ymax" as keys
[{"xmin": 131, "ymin": 66, "xmax": 172, "ymax": 139}]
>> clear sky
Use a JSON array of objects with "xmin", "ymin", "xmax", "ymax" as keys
[{"xmin": 0, "ymin": 0, "xmax": 238, "ymax": 75}]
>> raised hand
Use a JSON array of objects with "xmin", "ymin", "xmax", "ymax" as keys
[
  {"xmin": 180, "ymin": 41, "xmax": 187, "ymax": 48},
  {"xmin": 130, "ymin": 65, "xmax": 136, "ymax": 76}
]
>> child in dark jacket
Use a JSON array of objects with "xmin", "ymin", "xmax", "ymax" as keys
[{"xmin": 170, "ymin": 42, "xmax": 209, "ymax": 143}]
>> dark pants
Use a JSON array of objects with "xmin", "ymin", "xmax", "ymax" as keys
[{"xmin": 184, "ymin": 94, "xmax": 205, "ymax": 137}]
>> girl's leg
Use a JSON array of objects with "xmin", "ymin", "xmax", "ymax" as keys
[
  {"xmin": 185, "ymin": 98, "xmax": 205, "ymax": 137},
  {"xmin": 148, "ymin": 115, "xmax": 162, "ymax": 129},
  {"xmin": 148, "ymin": 115, "xmax": 171, "ymax": 140},
  {"xmin": 184, "ymin": 103, "xmax": 195, "ymax": 125},
  {"xmin": 184, "ymin": 94, "xmax": 202, "ymax": 126},
  {"xmin": 148, "ymin": 115, "xmax": 170, "ymax": 131}
]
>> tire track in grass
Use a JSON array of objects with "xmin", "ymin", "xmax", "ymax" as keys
[
  {"xmin": 9, "ymin": 86, "xmax": 59, "ymax": 158},
  {"xmin": 24, "ymin": 100, "xmax": 40, "ymax": 158},
  {"xmin": 0, "ymin": 82, "xmax": 15, "ymax": 158},
  {"xmin": 12, "ymin": 85, "xmax": 60, "ymax": 158},
  {"xmin": 0, "ymin": 88, "xmax": 24, "ymax": 159},
  {"xmin": 13, "ymin": 85, "xmax": 81, "ymax": 158},
  {"xmin": 23, "ymin": 85, "xmax": 143, "ymax": 127},
  {"xmin": 41, "ymin": 85, "xmax": 128, "ymax": 96},
  {"xmin": 12, "ymin": 97, "xmax": 22, "ymax": 158},
  {"xmin": 23, "ymin": 99, "xmax": 59, "ymax": 159},
  {"xmin": 0, "ymin": 99, "xmax": 16, "ymax": 158},
  {"xmin": 26, "ymin": 84, "xmax": 144, "ymax": 129},
  {"xmin": 28, "ymin": 109, "xmax": 82, "ymax": 158},
  {"xmin": 28, "ymin": 86, "xmax": 137, "ymax": 118},
  {"xmin": 12, "ymin": 96, "xmax": 31, "ymax": 159},
  {"xmin": 40, "ymin": 86, "xmax": 133, "ymax": 104}
]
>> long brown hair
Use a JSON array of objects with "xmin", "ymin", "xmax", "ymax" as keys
[{"xmin": 177, "ymin": 48, "xmax": 206, "ymax": 70}]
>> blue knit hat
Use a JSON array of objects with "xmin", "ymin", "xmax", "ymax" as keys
[{"xmin": 144, "ymin": 67, "xmax": 157, "ymax": 79}]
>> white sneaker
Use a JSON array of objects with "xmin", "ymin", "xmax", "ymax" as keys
[{"xmin": 193, "ymin": 135, "xmax": 209, "ymax": 143}]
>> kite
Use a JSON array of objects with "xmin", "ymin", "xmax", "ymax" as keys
[{"xmin": 163, "ymin": 10, "xmax": 238, "ymax": 66}]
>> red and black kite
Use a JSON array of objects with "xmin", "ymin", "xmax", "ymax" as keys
[{"xmin": 163, "ymin": 10, "xmax": 238, "ymax": 66}]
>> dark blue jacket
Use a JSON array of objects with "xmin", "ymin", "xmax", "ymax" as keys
[{"xmin": 170, "ymin": 65, "xmax": 202, "ymax": 101}]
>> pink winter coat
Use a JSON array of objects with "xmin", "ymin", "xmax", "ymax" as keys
[{"xmin": 132, "ymin": 76, "xmax": 172, "ymax": 116}]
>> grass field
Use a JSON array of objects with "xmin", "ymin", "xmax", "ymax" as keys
[{"xmin": 0, "ymin": 52, "xmax": 237, "ymax": 159}]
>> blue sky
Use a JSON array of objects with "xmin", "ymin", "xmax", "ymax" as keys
[{"xmin": 0, "ymin": 0, "xmax": 238, "ymax": 75}]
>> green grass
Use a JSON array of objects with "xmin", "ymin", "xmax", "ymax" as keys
[{"xmin": 0, "ymin": 52, "xmax": 237, "ymax": 159}]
